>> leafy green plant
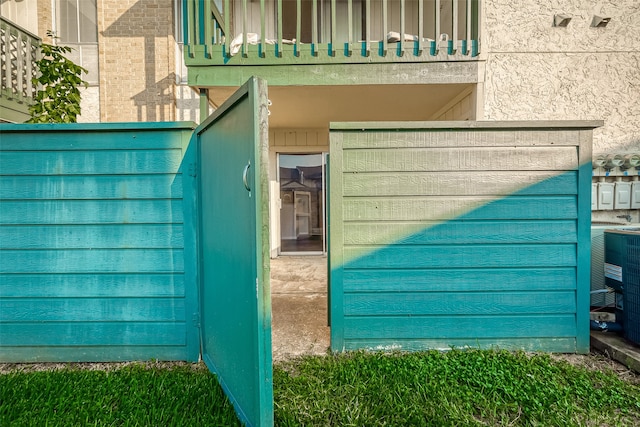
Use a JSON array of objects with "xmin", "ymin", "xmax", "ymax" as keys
[{"xmin": 27, "ymin": 31, "xmax": 89, "ymax": 123}]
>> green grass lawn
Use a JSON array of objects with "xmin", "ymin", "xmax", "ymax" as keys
[{"xmin": 1, "ymin": 350, "xmax": 639, "ymax": 426}]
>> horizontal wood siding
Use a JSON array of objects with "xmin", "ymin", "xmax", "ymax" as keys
[
  {"xmin": 344, "ymin": 220, "xmax": 578, "ymax": 244},
  {"xmin": 0, "ymin": 150, "xmax": 184, "ymax": 175},
  {"xmin": 0, "ymin": 123, "xmax": 199, "ymax": 362},
  {"xmin": 0, "ymin": 200, "xmax": 184, "ymax": 224},
  {"xmin": 342, "ymin": 171, "xmax": 578, "ymax": 196},
  {"xmin": 342, "ymin": 268, "xmax": 577, "ymax": 292},
  {"xmin": 1, "ymin": 225, "xmax": 185, "ymax": 249},
  {"xmin": 341, "ymin": 147, "xmax": 579, "ymax": 171},
  {"xmin": 329, "ymin": 122, "xmax": 595, "ymax": 353},
  {"xmin": 1, "ymin": 175, "xmax": 184, "ymax": 199},
  {"xmin": 1, "ymin": 274, "xmax": 185, "ymax": 297},
  {"xmin": 342, "ymin": 196, "xmax": 578, "ymax": 221}
]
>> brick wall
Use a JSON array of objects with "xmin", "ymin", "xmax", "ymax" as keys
[
  {"xmin": 36, "ymin": 0, "xmax": 52, "ymax": 44},
  {"xmin": 98, "ymin": 0, "xmax": 177, "ymax": 122}
]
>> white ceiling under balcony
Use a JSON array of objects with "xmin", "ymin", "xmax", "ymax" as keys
[{"xmin": 208, "ymin": 84, "xmax": 474, "ymax": 129}]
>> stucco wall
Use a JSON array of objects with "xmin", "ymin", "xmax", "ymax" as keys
[
  {"xmin": 481, "ymin": 0, "xmax": 640, "ymax": 155},
  {"xmin": 76, "ymin": 87, "xmax": 101, "ymax": 123}
]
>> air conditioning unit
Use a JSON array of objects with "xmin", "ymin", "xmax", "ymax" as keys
[
  {"xmin": 604, "ymin": 228, "xmax": 640, "ymax": 345},
  {"xmin": 591, "ymin": 225, "xmax": 629, "ymax": 307}
]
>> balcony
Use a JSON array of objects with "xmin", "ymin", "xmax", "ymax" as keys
[
  {"xmin": 0, "ymin": 17, "xmax": 40, "ymax": 123},
  {"xmin": 184, "ymin": 0, "xmax": 480, "ymax": 86}
]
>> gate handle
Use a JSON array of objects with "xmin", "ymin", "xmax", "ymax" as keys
[{"xmin": 242, "ymin": 161, "xmax": 251, "ymax": 192}]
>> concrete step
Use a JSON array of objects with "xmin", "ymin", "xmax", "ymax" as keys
[{"xmin": 591, "ymin": 331, "xmax": 640, "ymax": 373}]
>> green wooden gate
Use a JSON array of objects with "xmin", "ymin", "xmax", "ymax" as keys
[{"xmin": 196, "ymin": 77, "xmax": 273, "ymax": 427}]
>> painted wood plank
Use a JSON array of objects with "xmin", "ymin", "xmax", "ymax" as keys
[
  {"xmin": 329, "ymin": 132, "xmax": 346, "ymax": 350},
  {"xmin": 344, "ymin": 244, "xmax": 577, "ymax": 269},
  {"xmin": 272, "ymin": 129, "xmax": 285, "ymax": 146},
  {"xmin": 342, "ymin": 147, "xmax": 578, "ymax": 172},
  {"xmin": 0, "ymin": 150, "xmax": 183, "ymax": 175},
  {"xmin": 0, "ymin": 322, "xmax": 187, "ymax": 346},
  {"xmin": 344, "ymin": 220, "xmax": 578, "ymax": 245},
  {"xmin": 342, "ymin": 268, "xmax": 577, "ymax": 292},
  {"xmin": 189, "ymin": 41, "xmax": 477, "ymax": 64},
  {"xmin": 342, "ymin": 171, "xmax": 578, "ymax": 196},
  {"xmin": 188, "ymin": 61, "xmax": 480, "ymax": 86},
  {"xmin": 0, "ymin": 200, "xmax": 184, "ymax": 224},
  {"xmin": 343, "ymin": 315, "xmax": 577, "ymax": 339},
  {"xmin": 343, "ymin": 338, "xmax": 577, "ymax": 353},
  {"xmin": 576, "ymin": 135, "xmax": 594, "ymax": 354},
  {"xmin": 0, "ymin": 249, "xmax": 185, "ymax": 273},
  {"xmin": 1, "ymin": 224, "xmax": 184, "ymax": 249},
  {"xmin": 0, "ymin": 274, "xmax": 185, "ymax": 298},
  {"xmin": 343, "ymin": 196, "xmax": 577, "ymax": 221},
  {"xmin": 344, "ymin": 291, "xmax": 577, "ymax": 316},
  {"xmin": 340, "ymin": 129, "xmax": 583, "ymax": 149},
  {"xmin": 0, "ymin": 124, "xmax": 193, "ymax": 151},
  {"xmin": 0, "ymin": 175, "xmax": 184, "ymax": 200},
  {"xmin": 435, "ymin": 0, "xmax": 441, "ymax": 45},
  {"xmin": 181, "ymin": 134, "xmax": 201, "ymax": 362},
  {"xmin": 335, "ymin": 121, "xmax": 602, "ymax": 130},
  {"xmin": 1, "ymin": 298, "xmax": 186, "ymax": 322},
  {"xmin": 0, "ymin": 346, "xmax": 194, "ymax": 363}
]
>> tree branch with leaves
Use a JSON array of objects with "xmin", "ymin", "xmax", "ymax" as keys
[{"xmin": 28, "ymin": 32, "xmax": 89, "ymax": 123}]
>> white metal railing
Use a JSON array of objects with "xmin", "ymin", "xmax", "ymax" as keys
[{"xmin": 184, "ymin": 0, "xmax": 479, "ymax": 63}]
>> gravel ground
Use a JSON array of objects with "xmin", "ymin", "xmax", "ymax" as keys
[
  {"xmin": 550, "ymin": 350, "xmax": 640, "ymax": 385},
  {"xmin": 0, "ymin": 360, "xmax": 202, "ymax": 375}
]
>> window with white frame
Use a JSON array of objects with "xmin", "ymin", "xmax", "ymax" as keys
[
  {"xmin": 54, "ymin": 0, "xmax": 99, "ymax": 85},
  {"xmin": 174, "ymin": 0, "xmax": 188, "ymax": 84}
]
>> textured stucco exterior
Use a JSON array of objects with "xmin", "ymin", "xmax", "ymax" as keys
[
  {"xmin": 77, "ymin": 87, "xmax": 101, "ymax": 123},
  {"xmin": 481, "ymin": 0, "xmax": 640, "ymax": 155}
]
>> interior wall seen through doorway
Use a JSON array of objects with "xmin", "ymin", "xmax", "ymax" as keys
[{"xmin": 269, "ymin": 128, "xmax": 329, "ymax": 258}]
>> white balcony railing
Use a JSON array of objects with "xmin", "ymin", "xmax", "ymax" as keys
[
  {"xmin": 0, "ymin": 17, "xmax": 40, "ymax": 122},
  {"xmin": 184, "ymin": 0, "xmax": 479, "ymax": 65}
]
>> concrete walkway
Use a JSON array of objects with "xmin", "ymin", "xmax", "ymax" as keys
[{"xmin": 270, "ymin": 256, "xmax": 330, "ymax": 362}]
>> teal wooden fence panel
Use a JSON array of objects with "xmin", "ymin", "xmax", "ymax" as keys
[
  {"xmin": 329, "ymin": 121, "xmax": 599, "ymax": 354},
  {"xmin": 0, "ymin": 122, "xmax": 200, "ymax": 362}
]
